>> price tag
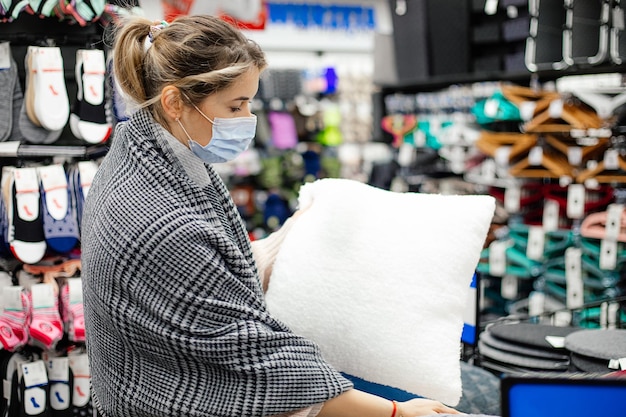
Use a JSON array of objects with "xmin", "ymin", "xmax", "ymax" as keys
[
  {"xmin": 519, "ymin": 101, "xmax": 536, "ymax": 121},
  {"xmin": 504, "ymin": 184, "xmax": 521, "ymax": 213},
  {"xmin": 20, "ymin": 360, "xmax": 48, "ymax": 388},
  {"xmin": 565, "ymin": 247, "xmax": 584, "ymax": 309},
  {"xmin": 31, "ymin": 283, "xmax": 55, "ymax": 309},
  {"xmin": 3, "ymin": 286, "xmax": 24, "ymax": 311},
  {"xmin": 489, "ymin": 240, "xmax": 508, "ymax": 277},
  {"xmin": 599, "ymin": 239, "xmax": 618, "ymax": 270},
  {"xmin": 528, "ymin": 291, "xmax": 545, "ymax": 317},
  {"xmin": 566, "ymin": 184, "xmax": 586, "ymax": 219},
  {"xmin": 501, "ymin": 275, "xmax": 518, "ymax": 299},
  {"xmin": 604, "ymin": 203, "xmax": 623, "ymax": 241},
  {"xmin": 543, "ymin": 199, "xmax": 560, "ymax": 232},
  {"xmin": 46, "ymin": 357, "xmax": 69, "ymax": 383},
  {"xmin": 68, "ymin": 278, "xmax": 83, "ymax": 304},
  {"xmin": 527, "ymin": 226, "xmax": 545, "ymax": 261}
]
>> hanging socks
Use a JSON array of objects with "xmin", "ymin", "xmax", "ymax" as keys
[
  {"xmin": 0, "ymin": 42, "xmax": 17, "ymax": 141},
  {"xmin": 28, "ymin": 283, "xmax": 63, "ymax": 350},
  {"xmin": 0, "ymin": 286, "xmax": 30, "ymax": 352},
  {"xmin": 27, "ymin": 46, "xmax": 70, "ymax": 132},
  {"xmin": 60, "ymin": 278, "xmax": 84, "ymax": 343},
  {"xmin": 20, "ymin": 47, "xmax": 63, "ymax": 144},
  {"xmin": 8, "ymin": 167, "xmax": 47, "ymax": 264},
  {"xmin": 38, "ymin": 165, "xmax": 79, "ymax": 254},
  {"xmin": 46, "ymin": 356, "xmax": 72, "ymax": 417},
  {"xmin": 70, "ymin": 49, "xmax": 111, "ymax": 144}
]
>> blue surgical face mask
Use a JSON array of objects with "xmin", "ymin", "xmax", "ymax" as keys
[{"xmin": 177, "ymin": 103, "xmax": 257, "ymax": 164}]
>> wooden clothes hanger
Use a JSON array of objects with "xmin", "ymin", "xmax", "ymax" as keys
[
  {"xmin": 475, "ymin": 131, "xmax": 537, "ymax": 159},
  {"xmin": 576, "ymin": 149, "xmax": 626, "ymax": 184},
  {"xmin": 544, "ymin": 134, "xmax": 611, "ymax": 167},
  {"xmin": 501, "ymin": 85, "xmax": 560, "ymax": 120},
  {"xmin": 509, "ymin": 144, "xmax": 574, "ymax": 179},
  {"xmin": 522, "ymin": 97, "xmax": 604, "ymax": 133}
]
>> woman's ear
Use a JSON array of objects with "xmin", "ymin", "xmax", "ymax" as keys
[{"xmin": 161, "ymin": 85, "xmax": 182, "ymax": 121}]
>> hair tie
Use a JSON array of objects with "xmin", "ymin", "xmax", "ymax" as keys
[{"xmin": 143, "ymin": 20, "xmax": 169, "ymax": 53}]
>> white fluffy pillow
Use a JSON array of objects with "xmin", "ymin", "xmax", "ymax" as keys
[{"xmin": 265, "ymin": 178, "xmax": 495, "ymax": 406}]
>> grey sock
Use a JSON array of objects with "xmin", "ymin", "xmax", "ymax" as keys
[
  {"xmin": 8, "ymin": 58, "xmax": 24, "ymax": 142},
  {"xmin": 18, "ymin": 99, "xmax": 63, "ymax": 144},
  {"xmin": 0, "ymin": 54, "xmax": 17, "ymax": 141}
]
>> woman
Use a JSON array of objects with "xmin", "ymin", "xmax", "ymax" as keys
[{"xmin": 81, "ymin": 14, "xmax": 461, "ymax": 417}]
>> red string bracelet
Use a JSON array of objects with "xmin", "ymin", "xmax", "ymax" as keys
[{"xmin": 390, "ymin": 400, "xmax": 397, "ymax": 417}]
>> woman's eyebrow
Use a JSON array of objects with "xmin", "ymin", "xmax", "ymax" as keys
[{"xmin": 231, "ymin": 96, "xmax": 250, "ymax": 101}]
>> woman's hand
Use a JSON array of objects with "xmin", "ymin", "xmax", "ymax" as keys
[{"xmin": 397, "ymin": 398, "xmax": 463, "ymax": 416}]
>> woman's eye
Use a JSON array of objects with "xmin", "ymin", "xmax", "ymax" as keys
[{"xmin": 230, "ymin": 107, "xmax": 242, "ymax": 112}]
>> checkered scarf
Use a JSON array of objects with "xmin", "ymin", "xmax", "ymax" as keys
[{"xmin": 81, "ymin": 109, "xmax": 352, "ymax": 417}]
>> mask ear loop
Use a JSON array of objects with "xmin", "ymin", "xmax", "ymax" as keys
[
  {"xmin": 180, "ymin": 91, "xmax": 215, "ymax": 125},
  {"xmin": 175, "ymin": 117, "xmax": 194, "ymax": 145}
]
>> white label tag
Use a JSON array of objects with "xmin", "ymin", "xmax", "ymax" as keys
[
  {"xmin": 565, "ymin": 247, "xmax": 584, "ymax": 309},
  {"xmin": 529, "ymin": 146, "xmax": 543, "ymax": 166},
  {"xmin": 620, "ymin": 357, "xmax": 626, "ymax": 370},
  {"xmin": 519, "ymin": 101, "xmax": 537, "ymax": 121},
  {"xmin": 495, "ymin": 146, "xmax": 511, "ymax": 167},
  {"xmin": 608, "ymin": 302, "xmax": 619, "ymax": 329},
  {"xmin": 480, "ymin": 158, "xmax": 496, "ymax": 182},
  {"xmin": 601, "ymin": 301, "xmax": 608, "ymax": 329},
  {"xmin": 2, "ymin": 286, "xmax": 23, "ymax": 311},
  {"xmin": 605, "ymin": 203, "xmax": 623, "ymax": 241},
  {"xmin": 68, "ymin": 278, "xmax": 83, "ymax": 304},
  {"xmin": 504, "ymin": 185, "xmax": 521, "ymax": 213},
  {"xmin": 484, "ymin": 98, "xmax": 499, "ymax": 118},
  {"xmin": 31, "ymin": 283, "xmax": 55, "ymax": 309},
  {"xmin": 600, "ymin": 239, "xmax": 618, "ymax": 270},
  {"xmin": 397, "ymin": 143, "xmax": 414, "ymax": 167},
  {"xmin": 81, "ymin": 49, "xmax": 105, "ymax": 74},
  {"xmin": 567, "ymin": 146, "xmax": 583, "ymax": 166},
  {"xmin": 545, "ymin": 335, "xmax": 566, "ymax": 349},
  {"xmin": 566, "ymin": 184, "xmax": 586, "ymax": 219},
  {"xmin": 0, "ymin": 42, "xmax": 10, "ymax": 70},
  {"xmin": 604, "ymin": 149, "xmax": 620, "ymax": 170},
  {"xmin": 543, "ymin": 199, "xmax": 560, "ymax": 232},
  {"xmin": 68, "ymin": 353, "xmax": 90, "ymax": 377},
  {"xmin": 501, "ymin": 275, "xmax": 518, "ymax": 300},
  {"xmin": 21, "ymin": 361, "xmax": 48, "ymax": 388},
  {"xmin": 37, "ymin": 164, "xmax": 67, "ymax": 192},
  {"xmin": 489, "ymin": 240, "xmax": 508, "ymax": 277},
  {"xmin": 549, "ymin": 99, "xmax": 564, "ymax": 119},
  {"xmin": 34, "ymin": 46, "xmax": 63, "ymax": 71},
  {"xmin": 528, "ymin": 291, "xmax": 545, "ymax": 317},
  {"xmin": 527, "ymin": 226, "xmax": 545, "ymax": 260},
  {"xmin": 46, "ymin": 357, "xmax": 69, "ymax": 382},
  {"xmin": 77, "ymin": 161, "xmax": 99, "ymax": 197},
  {"xmin": 13, "ymin": 167, "xmax": 39, "ymax": 193}
]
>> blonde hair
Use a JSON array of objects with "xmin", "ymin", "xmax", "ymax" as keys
[{"xmin": 112, "ymin": 14, "xmax": 267, "ymax": 125}]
